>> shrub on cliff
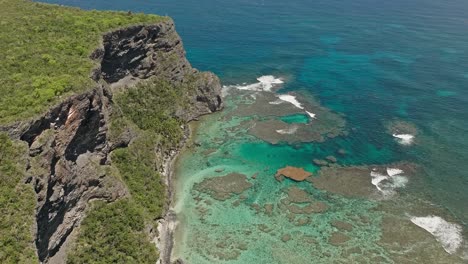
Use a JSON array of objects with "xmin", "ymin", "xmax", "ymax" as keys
[
  {"xmin": 67, "ymin": 200, "xmax": 158, "ymax": 264},
  {"xmin": 115, "ymin": 78, "xmax": 187, "ymax": 147},
  {"xmin": 68, "ymin": 78, "xmax": 190, "ymax": 262},
  {"xmin": 0, "ymin": 134, "xmax": 37, "ymax": 263},
  {"xmin": 112, "ymin": 136, "xmax": 166, "ymax": 221}
]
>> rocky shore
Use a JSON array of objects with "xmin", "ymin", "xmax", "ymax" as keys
[{"xmin": 156, "ymin": 125, "xmax": 192, "ymax": 264}]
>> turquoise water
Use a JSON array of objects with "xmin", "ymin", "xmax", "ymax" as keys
[
  {"xmin": 43, "ymin": 0, "xmax": 468, "ymax": 262},
  {"xmin": 279, "ymin": 114, "xmax": 310, "ymax": 124}
]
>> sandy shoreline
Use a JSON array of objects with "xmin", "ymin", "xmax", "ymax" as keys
[{"xmin": 156, "ymin": 121, "xmax": 200, "ymax": 264}]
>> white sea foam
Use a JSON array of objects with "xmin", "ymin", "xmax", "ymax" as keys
[
  {"xmin": 410, "ymin": 216, "xmax": 463, "ymax": 254},
  {"xmin": 387, "ymin": 168, "xmax": 404, "ymax": 177},
  {"xmin": 257, "ymin": 75, "xmax": 284, "ymax": 91},
  {"xmin": 278, "ymin": 94, "xmax": 303, "ymax": 109},
  {"xmin": 306, "ymin": 111, "xmax": 316, "ymax": 119},
  {"xmin": 221, "ymin": 89, "xmax": 230, "ymax": 98},
  {"xmin": 370, "ymin": 171, "xmax": 388, "ymax": 192},
  {"xmin": 269, "ymin": 99, "xmax": 284, "ymax": 105},
  {"xmin": 393, "ymin": 133, "xmax": 415, "ymax": 145},
  {"xmin": 227, "ymin": 75, "xmax": 284, "ymax": 92},
  {"xmin": 391, "ymin": 175, "xmax": 409, "ymax": 188},
  {"xmin": 276, "ymin": 126, "xmax": 298, "ymax": 135},
  {"xmin": 276, "ymin": 95, "xmax": 318, "ymax": 120},
  {"xmin": 370, "ymin": 168, "xmax": 408, "ymax": 196}
]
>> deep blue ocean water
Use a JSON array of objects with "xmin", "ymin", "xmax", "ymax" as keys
[{"xmin": 42, "ymin": 0, "xmax": 468, "ymax": 262}]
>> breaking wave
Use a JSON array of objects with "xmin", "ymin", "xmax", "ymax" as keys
[
  {"xmin": 305, "ymin": 111, "xmax": 316, "ymax": 119},
  {"xmin": 387, "ymin": 168, "xmax": 404, "ymax": 177},
  {"xmin": 273, "ymin": 95, "xmax": 318, "ymax": 121},
  {"xmin": 393, "ymin": 133, "xmax": 415, "ymax": 145},
  {"xmin": 370, "ymin": 167, "xmax": 408, "ymax": 196},
  {"xmin": 225, "ymin": 75, "xmax": 319, "ymax": 121},
  {"xmin": 276, "ymin": 125, "xmax": 298, "ymax": 135},
  {"xmin": 225, "ymin": 75, "xmax": 284, "ymax": 92},
  {"xmin": 278, "ymin": 94, "xmax": 303, "ymax": 109},
  {"xmin": 410, "ymin": 215, "xmax": 463, "ymax": 254}
]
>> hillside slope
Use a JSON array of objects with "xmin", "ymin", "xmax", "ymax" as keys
[{"xmin": 0, "ymin": 1, "xmax": 222, "ymax": 263}]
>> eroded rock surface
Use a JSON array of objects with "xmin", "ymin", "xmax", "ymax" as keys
[
  {"xmin": 18, "ymin": 86, "xmax": 125, "ymax": 262},
  {"xmin": 95, "ymin": 20, "xmax": 222, "ymax": 119}
]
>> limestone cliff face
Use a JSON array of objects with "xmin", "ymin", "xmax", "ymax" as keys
[
  {"xmin": 93, "ymin": 20, "xmax": 222, "ymax": 119},
  {"xmin": 3, "ymin": 19, "xmax": 222, "ymax": 263}
]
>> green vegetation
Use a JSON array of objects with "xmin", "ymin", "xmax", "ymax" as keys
[
  {"xmin": 0, "ymin": 134, "xmax": 37, "ymax": 263},
  {"xmin": 68, "ymin": 77, "xmax": 193, "ymax": 262},
  {"xmin": 115, "ymin": 78, "xmax": 191, "ymax": 146},
  {"xmin": 0, "ymin": 0, "xmax": 167, "ymax": 124},
  {"xmin": 109, "ymin": 77, "xmax": 196, "ymax": 220},
  {"xmin": 1, "ymin": 1, "xmax": 199, "ymax": 262},
  {"xmin": 112, "ymin": 135, "xmax": 167, "ymax": 221},
  {"xmin": 67, "ymin": 200, "xmax": 158, "ymax": 264}
]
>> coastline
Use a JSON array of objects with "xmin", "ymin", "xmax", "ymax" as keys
[
  {"xmin": 149, "ymin": 82, "xmax": 468, "ymax": 263},
  {"xmin": 156, "ymin": 121, "xmax": 201, "ymax": 264}
]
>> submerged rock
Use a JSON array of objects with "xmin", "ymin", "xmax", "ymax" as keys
[
  {"xmin": 226, "ymin": 90, "xmax": 347, "ymax": 145},
  {"xmin": 386, "ymin": 120, "xmax": 418, "ymax": 146},
  {"xmin": 310, "ymin": 163, "xmax": 418, "ymax": 198},
  {"xmin": 329, "ymin": 232, "xmax": 350, "ymax": 246},
  {"xmin": 310, "ymin": 166, "xmax": 375, "ymax": 198},
  {"xmin": 337, "ymin": 149, "xmax": 347, "ymax": 156},
  {"xmin": 287, "ymin": 202, "xmax": 328, "ymax": 214},
  {"xmin": 386, "ymin": 120, "xmax": 418, "ymax": 136},
  {"xmin": 331, "ymin": 220, "xmax": 353, "ymax": 231},
  {"xmin": 281, "ymin": 234, "xmax": 292, "ymax": 242},
  {"xmin": 326, "ymin": 155, "xmax": 337, "ymax": 163},
  {"xmin": 286, "ymin": 187, "xmax": 313, "ymax": 203},
  {"xmin": 264, "ymin": 203, "xmax": 274, "ymax": 216},
  {"xmin": 313, "ymin": 159, "xmax": 329, "ymax": 166},
  {"xmin": 194, "ymin": 173, "xmax": 252, "ymax": 201},
  {"xmin": 278, "ymin": 186, "xmax": 329, "ymax": 219}
]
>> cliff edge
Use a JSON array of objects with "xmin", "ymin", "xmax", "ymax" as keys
[{"xmin": 1, "ymin": 18, "xmax": 222, "ymax": 264}]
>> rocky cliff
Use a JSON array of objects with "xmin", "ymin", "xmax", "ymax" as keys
[{"xmin": 2, "ymin": 19, "xmax": 222, "ymax": 263}]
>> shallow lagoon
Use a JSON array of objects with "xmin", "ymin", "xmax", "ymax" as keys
[{"xmin": 172, "ymin": 84, "xmax": 467, "ymax": 263}]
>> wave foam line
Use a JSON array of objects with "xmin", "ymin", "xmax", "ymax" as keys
[
  {"xmin": 387, "ymin": 168, "xmax": 404, "ymax": 177},
  {"xmin": 276, "ymin": 126, "xmax": 298, "ymax": 135},
  {"xmin": 393, "ymin": 133, "xmax": 415, "ymax": 145},
  {"xmin": 410, "ymin": 215, "xmax": 463, "ymax": 254},
  {"xmin": 276, "ymin": 95, "xmax": 318, "ymax": 120},
  {"xmin": 225, "ymin": 75, "xmax": 283, "ymax": 92},
  {"xmin": 269, "ymin": 99, "xmax": 283, "ymax": 105},
  {"xmin": 306, "ymin": 111, "xmax": 316, "ymax": 119},
  {"xmin": 278, "ymin": 94, "xmax": 303, "ymax": 109},
  {"xmin": 370, "ymin": 168, "xmax": 408, "ymax": 196},
  {"xmin": 370, "ymin": 171, "xmax": 388, "ymax": 192}
]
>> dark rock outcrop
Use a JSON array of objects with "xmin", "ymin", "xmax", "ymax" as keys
[
  {"xmin": 29, "ymin": 89, "xmax": 100, "ymax": 260},
  {"xmin": 93, "ymin": 19, "xmax": 222, "ymax": 119},
  {"xmin": 2, "ymin": 19, "xmax": 222, "ymax": 263},
  {"xmin": 19, "ymin": 86, "xmax": 129, "ymax": 263},
  {"xmin": 98, "ymin": 21, "xmax": 190, "ymax": 84}
]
